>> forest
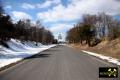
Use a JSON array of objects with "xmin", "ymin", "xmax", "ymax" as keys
[{"xmin": 66, "ymin": 13, "xmax": 120, "ymax": 47}]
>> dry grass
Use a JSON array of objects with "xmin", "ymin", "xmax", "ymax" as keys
[{"xmin": 69, "ymin": 38, "xmax": 120, "ymax": 59}]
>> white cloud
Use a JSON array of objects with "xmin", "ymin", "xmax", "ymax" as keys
[
  {"xmin": 37, "ymin": 4, "xmax": 79, "ymax": 22},
  {"xmin": 37, "ymin": 0, "xmax": 120, "ymax": 22},
  {"xmin": 11, "ymin": 11, "xmax": 32, "ymax": 21},
  {"xmin": 37, "ymin": 0, "xmax": 61, "ymax": 8},
  {"xmin": 21, "ymin": 0, "xmax": 61, "ymax": 9},
  {"xmin": 5, "ymin": 5, "xmax": 12, "ymax": 9},
  {"xmin": 69, "ymin": 0, "xmax": 120, "ymax": 15},
  {"xmin": 36, "ymin": 1, "xmax": 52, "ymax": 8},
  {"xmin": 22, "ymin": 3, "xmax": 35, "ymax": 9},
  {"xmin": 49, "ymin": 23, "xmax": 73, "ymax": 33}
]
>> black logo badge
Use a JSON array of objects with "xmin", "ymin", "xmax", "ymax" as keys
[{"xmin": 99, "ymin": 67, "xmax": 118, "ymax": 78}]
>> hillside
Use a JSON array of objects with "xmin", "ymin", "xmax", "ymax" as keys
[{"xmin": 70, "ymin": 38, "xmax": 120, "ymax": 59}]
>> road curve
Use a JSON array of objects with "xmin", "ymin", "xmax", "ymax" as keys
[{"xmin": 0, "ymin": 45, "xmax": 119, "ymax": 80}]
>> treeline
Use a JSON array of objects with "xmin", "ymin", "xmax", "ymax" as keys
[
  {"xmin": 14, "ymin": 20, "xmax": 54, "ymax": 44},
  {"xmin": 0, "ymin": 2, "xmax": 55, "ymax": 44},
  {"xmin": 66, "ymin": 13, "xmax": 120, "ymax": 46}
]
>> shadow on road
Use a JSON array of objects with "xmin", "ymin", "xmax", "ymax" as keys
[
  {"xmin": 46, "ymin": 49, "xmax": 60, "ymax": 52},
  {"xmin": 27, "ymin": 54, "xmax": 51, "ymax": 59},
  {"xmin": 26, "ymin": 48, "xmax": 60, "ymax": 59}
]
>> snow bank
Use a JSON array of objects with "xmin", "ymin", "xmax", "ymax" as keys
[
  {"xmin": 0, "ymin": 39, "xmax": 56, "ymax": 69},
  {"xmin": 82, "ymin": 50, "xmax": 120, "ymax": 66}
]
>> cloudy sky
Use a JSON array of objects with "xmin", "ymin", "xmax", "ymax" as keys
[{"xmin": 3, "ymin": 0, "xmax": 120, "ymax": 41}]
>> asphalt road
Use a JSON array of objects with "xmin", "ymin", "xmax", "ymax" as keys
[{"xmin": 0, "ymin": 45, "xmax": 119, "ymax": 80}]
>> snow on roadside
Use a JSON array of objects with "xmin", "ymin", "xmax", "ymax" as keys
[
  {"xmin": 0, "ymin": 39, "xmax": 56, "ymax": 69},
  {"xmin": 82, "ymin": 50, "xmax": 120, "ymax": 66}
]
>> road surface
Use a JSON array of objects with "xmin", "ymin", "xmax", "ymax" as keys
[{"xmin": 0, "ymin": 45, "xmax": 119, "ymax": 80}]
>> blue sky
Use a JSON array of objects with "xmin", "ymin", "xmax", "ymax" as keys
[{"xmin": 3, "ymin": 0, "xmax": 120, "ymax": 41}]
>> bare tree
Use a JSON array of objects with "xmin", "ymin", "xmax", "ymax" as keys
[{"xmin": 0, "ymin": 0, "xmax": 4, "ymax": 14}]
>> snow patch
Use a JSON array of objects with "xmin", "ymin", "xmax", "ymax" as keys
[
  {"xmin": 82, "ymin": 50, "xmax": 120, "ymax": 66},
  {"xmin": 0, "ymin": 39, "xmax": 56, "ymax": 69}
]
